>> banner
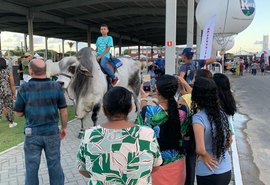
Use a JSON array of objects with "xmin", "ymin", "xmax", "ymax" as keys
[{"xmin": 199, "ymin": 15, "xmax": 216, "ymax": 60}]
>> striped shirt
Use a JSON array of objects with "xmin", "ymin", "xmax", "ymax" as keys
[{"xmin": 15, "ymin": 78, "xmax": 67, "ymax": 132}]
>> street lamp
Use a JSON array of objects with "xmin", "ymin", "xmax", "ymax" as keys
[{"xmin": 67, "ymin": 42, "xmax": 74, "ymax": 56}]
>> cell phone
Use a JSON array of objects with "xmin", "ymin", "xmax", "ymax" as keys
[{"xmin": 143, "ymin": 81, "xmax": 151, "ymax": 92}]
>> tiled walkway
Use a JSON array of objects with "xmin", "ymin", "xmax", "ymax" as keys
[{"xmin": 0, "ymin": 108, "xmax": 235, "ymax": 185}]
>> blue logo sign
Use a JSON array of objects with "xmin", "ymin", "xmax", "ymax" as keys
[{"xmin": 240, "ymin": 0, "xmax": 255, "ymax": 16}]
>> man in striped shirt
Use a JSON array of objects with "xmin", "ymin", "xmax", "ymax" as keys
[{"xmin": 15, "ymin": 59, "xmax": 68, "ymax": 185}]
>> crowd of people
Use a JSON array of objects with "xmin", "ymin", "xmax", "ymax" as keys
[
  {"xmin": 225, "ymin": 55, "xmax": 267, "ymax": 76},
  {"xmin": 76, "ymin": 47, "xmax": 236, "ymax": 185},
  {"xmin": 0, "ymin": 24, "xmax": 245, "ymax": 185}
]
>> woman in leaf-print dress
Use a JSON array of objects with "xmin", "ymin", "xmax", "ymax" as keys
[
  {"xmin": 136, "ymin": 75, "xmax": 186, "ymax": 185},
  {"xmin": 0, "ymin": 57, "xmax": 17, "ymax": 128},
  {"xmin": 77, "ymin": 87, "xmax": 163, "ymax": 185}
]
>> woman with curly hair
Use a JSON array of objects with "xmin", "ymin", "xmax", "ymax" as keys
[
  {"xmin": 213, "ymin": 73, "xmax": 236, "ymax": 117},
  {"xmin": 137, "ymin": 74, "xmax": 186, "ymax": 185},
  {"xmin": 192, "ymin": 78, "xmax": 231, "ymax": 185}
]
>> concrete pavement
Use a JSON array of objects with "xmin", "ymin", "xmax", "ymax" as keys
[{"xmin": 230, "ymin": 72, "xmax": 270, "ymax": 185}]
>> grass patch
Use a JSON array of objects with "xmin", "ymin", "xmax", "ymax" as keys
[{"xmin": 0, "ymin": 106, "xmax": 75, "ymax": 152}]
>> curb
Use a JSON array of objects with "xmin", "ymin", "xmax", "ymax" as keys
[{"xmin": 231, "ymin": 122, "xmax": 243, "ymax": 185}]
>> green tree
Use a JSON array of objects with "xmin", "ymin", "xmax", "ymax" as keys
[
  {"xmin": 4, "ymin": 46, "xmax": 23, "ymax": 56},
  {"xmin": 123, "ymin": 49, "xmax": 129, "ymax": 55},
  {"xmin": 35, "ymin": 49, "xmax": 58, "ymax": 60}
]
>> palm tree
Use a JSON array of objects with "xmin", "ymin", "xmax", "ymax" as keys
[{"xmin": 67, "ymin": 42, "xmax": 74, "ymax": 56}]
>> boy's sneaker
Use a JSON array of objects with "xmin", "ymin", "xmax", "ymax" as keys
[
  {"xmin": 112, "ymin": 77, "xmax": 120, "ymax": 86},
  {"xmin": 9, "ymin": 122, "xmax": 18, "ymax": 128}
]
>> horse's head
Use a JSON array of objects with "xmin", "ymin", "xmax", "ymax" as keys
[
  {"xmin": 57, "ymin": 56, "xmax": 79, "ymax": 89},
  {"xmin": 76, "ymin": 47, "xmax": 97, "ymax": 71}
]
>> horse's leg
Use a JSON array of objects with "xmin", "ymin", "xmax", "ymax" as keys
[
  {"xmin": 78, "ymin": 118, "xmax": 85, "ymax": 139},
  {"xmin": 91, "ymin": 103, "xmax": 101, "ymax": 126},
  {"xmin": 128, "ymin": 70, "xmax": 141, "ymax": 112}
]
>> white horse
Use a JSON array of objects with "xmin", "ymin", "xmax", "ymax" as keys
[
  {"xmin": 45, "ymin": 57, "xmax": 78, "ymax": 78},
  {"xmin": 57, "ymin": 47, "xmax": 141, "ymax": 137},
  {"xmin": 45, "ymin": 59, "xmax": 59, "ymax": 78}
]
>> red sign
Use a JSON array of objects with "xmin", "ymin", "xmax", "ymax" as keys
[{"xmin": 166, "ymin": 41, "xmax": 173, "ymax": 47}]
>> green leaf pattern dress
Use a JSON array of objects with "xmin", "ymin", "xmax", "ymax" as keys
[{"xmin": 77, "ymin": 125, "xmax": 163, "ymax": 185}]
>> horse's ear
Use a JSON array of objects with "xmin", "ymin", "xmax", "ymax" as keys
[{"xmin": 79, "ymin": 65, "xmax": 90, "ymax": 72}]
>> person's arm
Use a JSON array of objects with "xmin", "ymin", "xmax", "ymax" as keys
[
  {"xmin": 152, "ymin": 167, "xmax": 160, "ymax": 173},
  {"xmin": 149, "ymin": 129, "xmax": 163, "ymax": 172},
  {"xmin": 15, "ymin": 90, "xmax": 25, "ymax": 117},
  {"xmin": 205, "ymin": 58, "xmax": 215, "ymax": 66},
  {"xmin": 179, "ymin": 71, "xmax": 186, "ymax": 78},
  {"xmin": 59, "ymin": 107, "xmax": 68, "ymax": 139},
  {"xmin": 16, "ymin": 112, "xmax": 24, "ymax": 117},
  {"xmin": 140, "ymin": 85, "xmax": 149, "ymax": 109},
  {"xmin": 178, "ymin": 76, "xmax": 192, "ymax": 94},
  {"xmin": 179, "ymin": 64, "xmax": 187, "ymax": 78},
  {"xmin": 79, "ymin": 170, "xmax": 90, "ymax": 178},
  {"xmin": 9, "ymin": 71, "xmax": 16, "ymax": 99},
  {"xmin": 99, "ymin": 46, "xmax": 111, "ymax": 59},
  {"xmin": 77, "ymin": 131, "xmax": 91, "ymax": 178},
  {"xmin": 193, "ymin": 123, "xmax": 218, "ymax": 172}
]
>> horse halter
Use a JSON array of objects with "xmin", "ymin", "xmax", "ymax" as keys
[{"xmin": 59, "ymin": 72, "xmax": 73, "ymax": 79}]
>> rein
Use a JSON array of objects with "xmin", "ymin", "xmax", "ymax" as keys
[{"xmin": 59, "ymin": 73, "xmax": 73, "ymax": 79}]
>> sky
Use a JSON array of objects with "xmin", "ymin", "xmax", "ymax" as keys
[
  {"xmin": 0, "ymin": 0, "xmax": 268, "ymax": 55},
  {"xmin": 228, "ymin": 0, "xmax": 270, "ymax": 53}
]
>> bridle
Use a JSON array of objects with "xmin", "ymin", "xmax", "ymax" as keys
[{"xmin": 59, "ymin": 73, "xmax": 73, "ymax": 79}]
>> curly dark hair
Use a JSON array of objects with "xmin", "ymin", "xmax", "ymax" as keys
[
  {"xmin": 156, "ymin": 75, "xmax": 182, "ymax": 151},
  {"xmin": 191, "ymin": 77, "xmax": 230, "ymax": 160},
  {"xmin": 213, "ymin": 73, "xmax": 237, "ymax": 116}
]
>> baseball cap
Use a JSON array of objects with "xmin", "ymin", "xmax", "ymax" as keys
[
  {"xmin": 181, "ymin": 48, "xmax": 195, "ymax": 58},
  {"xmin": 24, "ymin": 52, "xmax": 32, "ymax": 58}
]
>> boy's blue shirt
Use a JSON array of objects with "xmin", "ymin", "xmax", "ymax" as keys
[{"xmin": 96, "ymin": 36, "xmax": 113, "ymax": 58}]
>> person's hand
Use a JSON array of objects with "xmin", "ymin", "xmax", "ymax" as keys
[
  {"xmin": 12, "ymin": 94, "xmax": 16, "ymax": 100},
  {"xmin": 140, "ymin": 85, "xmax": 150, "ymax": 98},
  {"xmin": 228, "ymin": 132, "xmax": 233, "ymax": 148},
  {"xmin": 200, "ymin": 153, "xmax": 218, "ymax": 172},
  {"xmin": 60, "ymin": 128, "xmax": 67, "ymax": 140},
  {"xmin": 96, "ymin": 56, "xmax": 102, "ymax": 61}
]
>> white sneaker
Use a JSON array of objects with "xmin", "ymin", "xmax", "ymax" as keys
[{"xmin": 9, "ymin": 122, "xmax": 18, "ymax": 128}]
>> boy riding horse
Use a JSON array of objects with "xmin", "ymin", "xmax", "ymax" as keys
[{"xmin": 96, "ymin": 24, "xmax": 119, "ymax": 86}]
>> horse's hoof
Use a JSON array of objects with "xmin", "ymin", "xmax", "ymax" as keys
[
  {"xmin": 78, "ymin": 132, "xmax": 83, "ymax": 139},
  {"xmin": 78, "ymin": 130, "xmax": 85, "ymax": 139}
]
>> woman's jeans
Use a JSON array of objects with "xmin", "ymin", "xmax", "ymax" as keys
[
  {"xmin": 252, "ymin": 69, "xmax": 257, "ymax": 75},
  {"xmin": 24, "ymin": 134, "xmax": 64, "ymax": 185},
  {"xmin": 100, "ymin": 56, "xmax": 115, "ymax": 79}
]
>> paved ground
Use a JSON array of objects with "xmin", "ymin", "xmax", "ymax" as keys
[
  {"xmin": 230, "ymin": 72, "xmax": 270, "ymax": 185},
  {"xmin": 0, "ymin": 108, "xmax": 138, "ymax": 185}
]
